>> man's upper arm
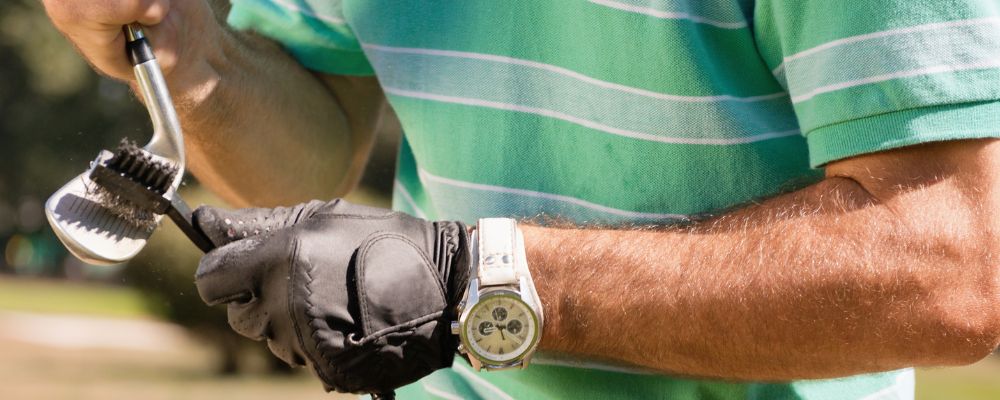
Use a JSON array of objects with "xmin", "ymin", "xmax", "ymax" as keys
[
  {"xmin": 224, "ymin": 0, "xmax": 387, "ymax": 197},
  {"xmin": 826, "ymin": 138, "xmax": 1000, "ymax": 205},
  {"xmin": 226, "ymin": 0, "xmax": 387, "ymax": 134},
  {"xmin": 226, "ymin": 0, "xmax": 387, "ymax": 131},
  {"xmin": 315, "ymin": 73, "xmax": 387, "ymax": 195},
  {"xmin": 227, "ymin": 0, "xmax": 374, "ymax": 76}
]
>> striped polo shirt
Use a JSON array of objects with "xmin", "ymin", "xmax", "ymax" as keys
[{"xmin": 226, "ymin": 0, "xmax": 1000, "ymax": 399}]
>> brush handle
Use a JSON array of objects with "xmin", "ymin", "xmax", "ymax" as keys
[
  {"xmin": 89, "ymin": 154, "xmax": 216, "ymax": 254},
  {"xmin": 166, "ymin": 195, "xmax": 217, "ymax": 254}
]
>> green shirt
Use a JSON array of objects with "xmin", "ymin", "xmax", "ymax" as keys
[{"xmin": 227, "ymin": 0, "xmax": 1000, "ymax": 398}]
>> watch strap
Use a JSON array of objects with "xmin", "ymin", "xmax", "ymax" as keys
[{"xmin": 476, "ymin": 218, "xmax": 520, "ymax": 287}]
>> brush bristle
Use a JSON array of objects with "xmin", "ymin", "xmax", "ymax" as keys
[
  {"xmin": 86, "ymin": 139, "xmax": 180, "ymax": 230},
  {"xmin": 105, "ymin": 139, "xmax": 179, "ymax": 194},
  {"xmin": 88, "ymin": 186, "xmax": 158, "ymax": 231}
]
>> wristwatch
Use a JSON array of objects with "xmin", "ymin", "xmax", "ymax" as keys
[{"xmin": 452, "ymin": 218, "xmax": 544, "ymax": 370}]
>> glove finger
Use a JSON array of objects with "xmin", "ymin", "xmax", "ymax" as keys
[
  {"xmin": 266, "ymin": 337, "xmax": 307, "ymax": 367},
  {"xmin": 195, "ymin": 233, "xmax": 290, "ymax": 306},
  {"xmin": 226, "ymin": 301, "xmax": 268, "ymax": 340},
  {"xmin": 225, "ymin": 296, "xmax": 308, "ymax": 366},
  {"xmin": 193, "ymin": 201, "xmax": 326, "ymax": 247},
  {"xmin": 224, "ymin": 296, "xmax": 307, "ymax": 369}
]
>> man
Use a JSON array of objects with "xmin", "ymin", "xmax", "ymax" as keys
[{"xmin": 43, "ymin": 0, "xmax": 1000, "ymax": 399}]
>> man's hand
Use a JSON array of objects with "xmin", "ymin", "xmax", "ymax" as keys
[
  {"xmin": 192, "ymin": 200, "xmax": 471, "ymax": 394},
  {"xmin": 42, "ymin": 0, "xmax": 223, "ymax": 92}
]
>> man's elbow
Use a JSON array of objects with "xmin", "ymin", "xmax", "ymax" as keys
[
  {"xmin": 917, "ymin": 240, "xmax": 1000, "ymax": 366},
  {"xmin": 829, "ymin": 139, "xmax": 1000, "ymax": 367},
  {"xmin": 923, "ymin": 297, "xmax": 1000, "ymax": 366},
  {"xmin": 882, "ymin": 203, "xmax": 1000, "ymax": 367}
]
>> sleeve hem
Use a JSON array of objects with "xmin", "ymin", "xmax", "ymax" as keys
[
  {"xmin": 227, "ymin": 1, "xmax": 375, "ymax": 76},
  {"xmin": 289, "ymin": 46, "xmax": 376, "ymax": 76},
  {"xmin": 806, "ymin": 100, "xmax": 1000, "ymax": 167}
]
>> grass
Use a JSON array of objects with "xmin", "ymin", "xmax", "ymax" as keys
[
  {"xmin": 0, "ymin": 276, "xmax": 349, "ymax": 400},
  {"xmin": 0, "ymin": 276, "xmax": 152, "ymax": 318},
  {"xmin": 916, "ymin": 358, "xmax": 1000, "ymax": 400},
  {"xmin": 0, "ymin": 331, "xmax": 347, "ymax": 400}
]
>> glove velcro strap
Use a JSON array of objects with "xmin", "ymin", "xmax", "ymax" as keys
[{"xmin": 355, "ymin": 233, "xmax": 447, "ymax": 335}]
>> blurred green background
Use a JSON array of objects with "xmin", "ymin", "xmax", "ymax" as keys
[{"xmin": 0, "ymin": 1, "xmax": 997, "ymax": 399}]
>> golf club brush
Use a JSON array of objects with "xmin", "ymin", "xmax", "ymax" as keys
[{"xmin": 45, "ymin": 24, "xmax": 213, "ymax": 265}]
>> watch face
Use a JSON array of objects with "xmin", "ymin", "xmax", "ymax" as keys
[{"xmin": 462, "ymin": 292, "xmax": 539, "ymax": 364}]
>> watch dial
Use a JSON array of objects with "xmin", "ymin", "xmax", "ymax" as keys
[
  {"xmin": 464, "ymin": 293, "xmax": 537, "ymax": 363},
  {"xmin": 478, "ymin": 321, "xmax": 495, "ymax": 336}
]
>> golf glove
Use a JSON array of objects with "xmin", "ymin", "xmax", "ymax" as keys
[{"xmin": 192, "ymin": 199, "xmax": 471, "ymax": 395}]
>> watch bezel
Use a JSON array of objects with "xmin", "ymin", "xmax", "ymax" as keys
[{"xmin": 459, "ymin": 289, "xmax": 541, "ymax": 368}]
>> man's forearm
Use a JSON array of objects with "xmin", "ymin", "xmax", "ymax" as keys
[
  {"xmin": 525, "ymin": 140, "xmax": 1000, "ymax": 380},
  {"xmin": 163, "ymin": 3, "xmax": 384, "ymax": 207}
]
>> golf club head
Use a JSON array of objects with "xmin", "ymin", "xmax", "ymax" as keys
[
  {"xmin": 45, "ymin": 165, "xmax": 160, "ymax": 266},
  {"xmin": 45, "ymin": 24, "xmax": 186, "ymax": 266}
]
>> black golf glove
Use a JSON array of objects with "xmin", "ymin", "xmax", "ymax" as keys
[{"xmin": 192, "ymin": 199, "xmax": 471, "ymax": 395}]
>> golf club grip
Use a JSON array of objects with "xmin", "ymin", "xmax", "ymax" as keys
[{"xmin": 124, "ymin": 24, "xmax": 154, "ymax": 66}]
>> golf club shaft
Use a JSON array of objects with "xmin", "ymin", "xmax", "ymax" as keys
[{"xmin": 124, "ymin": 24, "xmax": 186, "ymax": 171}]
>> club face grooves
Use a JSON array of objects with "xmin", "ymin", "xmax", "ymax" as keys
[{"xmin": 45, "ymin": 173, "xmax": 156, "ymax": 265}]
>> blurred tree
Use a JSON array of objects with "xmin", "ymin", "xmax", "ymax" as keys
[
  {"xmin": 0, "ymin": 0, "xmax": 149, "ymax": 210},
  {"xmin": 1, "ymin": 0, "xmax": 139, "ymax": 272},
  {"xmin": 0, "ymin": 0, "xmax": 148, "ymax": 275}
]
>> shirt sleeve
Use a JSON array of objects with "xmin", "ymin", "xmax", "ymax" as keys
[
  {"xmin": 227, "ymin": 0, "xmax": 374, "ymax": 76},
  {"xmin": 754, "ymin": 0, "xmax": 1000, "ymax": 167}
]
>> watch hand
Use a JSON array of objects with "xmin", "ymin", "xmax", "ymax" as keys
[{"xmin": 498, "ymin": 325, "xmax": 506, "ymax": 340}]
